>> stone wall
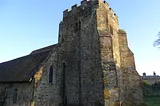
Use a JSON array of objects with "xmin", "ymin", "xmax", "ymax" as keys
[
  {"xmin": 97, "ymin": 1, "xmax": 120, "ymax": 68},
  {"xmin": 58, "ymin": 1, "xmax": 104, "ymax": 105},
  {"xmin": 79, "ymin": 10, "xmax": 104, "ymax": 106},
  {"xmin": 58, "ymin": 1, "xmax": 144, "ymax": 106},
  {"xmin": 117, "ymin": 68, "xmax": 143, "ymax": 106},
  {"xmin": 97, "ymin": 2, "xmax": 120, "ymax": 106},
  {"xmin": 0, "ymin": 82, "xmax": 34, "ymax": 106},
  {"xmin": 34, "ymin": 46, "xmax": 61, "ymax": 106}
]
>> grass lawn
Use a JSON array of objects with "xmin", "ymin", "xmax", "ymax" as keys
[{"xmin": 144, "ymin": 96, "xmax": 160, "ymax": 106}]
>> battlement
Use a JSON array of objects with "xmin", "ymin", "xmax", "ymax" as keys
[
  {"xmin": 109, "ymin": 8, "xmax": 118, "ymax": 20},
  {"xmin": 63, "ymin": 0, "xmax": 103, "ymax": 18},
  {"xmin": 103, "ymin": 1, "xmax": 118, "ymax": 22},
  {"xmin": 63, "ymin": 0, "xmax": 118, "ymax": 22}
]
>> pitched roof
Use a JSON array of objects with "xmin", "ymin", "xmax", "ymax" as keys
[
  {"xmin": 0, "ymin": 44, "xmax": 57, "ymax": 82},
  {"xmin": 30, "ymin": 44, "xmax": 56, "ymax": 55}
]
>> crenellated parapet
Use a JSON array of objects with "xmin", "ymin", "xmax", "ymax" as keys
[
  {"xmin": 103, "ymin": 0, "xmax": 109, "ymax": 8},
  {"xmin": 63, "ymin": 0, "xmax": 98, "ymax": 18},
  {"xmin": 102, "ymin": 1, "xmax": 118, "ymax": 23},
  {"xmin": 63, "ymin": 9, "xmax": 70, "ymax": 17},
  {"xmin": 63, "ymin": 0, "xmax": 118, "ymax": 22},
  {"xmin": 108, "ymin": 8, "xmax": 118, "ymax": 23},
  {"xmin": 109, "ymin": 8, "xmax": 114, "ymax": 16}
]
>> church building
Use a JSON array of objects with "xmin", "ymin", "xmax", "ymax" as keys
[{"xmin": 0, "ymin": 0, "xmax": 144, "ymax": 106}]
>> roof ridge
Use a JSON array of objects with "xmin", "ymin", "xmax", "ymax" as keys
[{"xmin": 30, "ymin": 44, "xmax": 58, "ymax": 55}]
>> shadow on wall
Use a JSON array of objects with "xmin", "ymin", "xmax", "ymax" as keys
[{"xmin": 0, "ymin": 88, "xmax": 7, "ymax": 106}]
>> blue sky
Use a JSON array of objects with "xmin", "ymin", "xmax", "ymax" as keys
[{"xmin": 0, "ymin": 0, "xmax": 160, "ymax": 76}]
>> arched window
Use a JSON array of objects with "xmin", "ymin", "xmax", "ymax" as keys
[
  {"xmin": 49, "ymin": 65, "xmax": 53, "ymax": 83},
  {"xmin": 13, "ymin": 88, "xmax": 18, "ymax": 103}
]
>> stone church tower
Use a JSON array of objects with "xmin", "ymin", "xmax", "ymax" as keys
[
  {"xmin": 0, "ymin": 0, "xmax": 144, "ymax": 106},
  {"xmin": 59, "ymin": 0, "xmax": 142, "ymax": 106},
  {"xmin": 57, "ymin": 0, "xmax": 143, "ymax": 106}
]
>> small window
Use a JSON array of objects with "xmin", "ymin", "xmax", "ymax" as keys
[
  {"xmin": 78, "ymin": 21, "xmax": 81, "ymax": 30},
  {"xmin": 110, "ymin": 25, "xmax": 113, "ymax": 35},
  {"xmin": 49, "ymin": 65, "xmax": 53, "ymax": 83},
  {"xmin": 13, "ymin": 88, "xmax": 18, "ymax": 103},
  {"xmin": 74, "ymin": 21, "xmax": 81, "ymax": 33},
  {"xmin": 74, "ymin": 22, "xmax": 78, "ymax": 33},
  {"xmin": 106, "ymin": 16, "xmax": 108, "ymax": 24},
  {"xmin": 63, "ymin": 63, "xmax": 66, "ymax": 72}
]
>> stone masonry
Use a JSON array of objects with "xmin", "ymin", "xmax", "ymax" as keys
[
  {"xmin": 0, "ymin": 0, "xmax": 144, "ymax": 106},
  {"xmin": 57, "ymin": 0, "xmax": 144, "ymax": 106}
]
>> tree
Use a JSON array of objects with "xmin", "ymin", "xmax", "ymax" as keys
[
  {"xmin": 142, "ymin": 81, "xmax": 152, "ymax": 96},
  {"xmin": 153, "ymin": 32, "xmax": 160, "ymax": 48}
]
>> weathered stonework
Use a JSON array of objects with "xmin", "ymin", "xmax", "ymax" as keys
[
  {"xmin": 57, "ymin": 0, "xmax": 144, "ymax": 105},
  {"xmin": 118, "ymin": 29, "xmax": 135, "ymax": 68},
  {"xmin": 118, "ymin": 29, "xmax": 143, "ymax": 106},
  {"xmin": 0, "ymin": 82, "xmax": 34, "ymax": 106},
  {"xmin": 34, "ymin": 46, "xmax": 61, "ymax": 106},
  {"xmin": 0, "ymin": 0, "xmax": 144, "ymax": 106}
]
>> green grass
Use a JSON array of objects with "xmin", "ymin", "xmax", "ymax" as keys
[{"xmin": 144, "ymin": 96, "xmax": 160, "ymax": 106}]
